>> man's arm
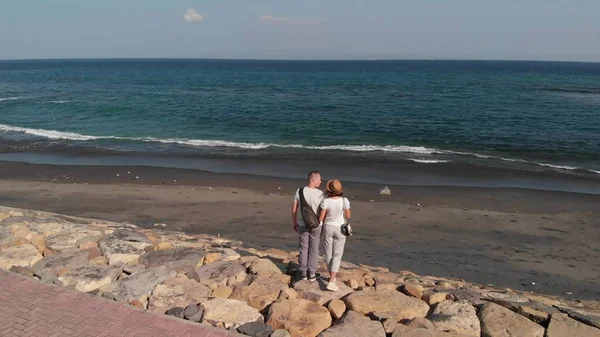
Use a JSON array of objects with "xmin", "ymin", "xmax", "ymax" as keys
[{"xmin": 292, "ymin": 200, "xmax": 299, "ymax": 232}]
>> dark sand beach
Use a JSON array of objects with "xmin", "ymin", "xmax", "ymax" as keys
[{"xmin": 0, "ymin": 160, "xmax": 598, "ymax": 299}]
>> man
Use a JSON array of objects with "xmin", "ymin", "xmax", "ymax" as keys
[{"xmin": 292, "ymin": 171, "xmax": 325, "ymax": 281}]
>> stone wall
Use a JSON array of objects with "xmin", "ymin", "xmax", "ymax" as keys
[{"xmin": 1, "ymin": 206, "xmax": 599, "ymax": 337}]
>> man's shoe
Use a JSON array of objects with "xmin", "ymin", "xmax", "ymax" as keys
[
  {"xmin": 308, "ymin": 273, "xmax": 320, "ymax": 282},
  {"xmin": 326, "ymin": 282, "xmax": 339, "ymax": 292}
]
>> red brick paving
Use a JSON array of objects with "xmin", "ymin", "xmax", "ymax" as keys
[{"xmin": 0, "ymin": 270, "xmax": 241, "ymax": 337}]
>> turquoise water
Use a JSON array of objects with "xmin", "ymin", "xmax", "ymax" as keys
[{"xmin": 0, "ymin": 59, "xmax": 599, "ymax": 178}]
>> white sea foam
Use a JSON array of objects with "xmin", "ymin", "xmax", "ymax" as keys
[
  {"xmin": 408, "ymin": 159, "xmax": 451, "ymax": 164},
  {"xmin": 0, "ymin": 97, "xmax": 22, "ymax": 102},
  {"xmin": 0, "ymin": 124, "xmax": 106, "ymax": 141},
  {"xmin": 138, "ymin": 137, "xmax": 272, "ymax": 150},
  {"xmin": 36, "ymin": 100, "xmax": 70, "ymax": 104},
  {"xmin": 132, "ymin": 138, "xmax": 439, "ymax": 154},
  {"xmin": 534, "ymin": 163, "xmax": 580, "ymax": 171},
  {"xmin": 0, "ymin": 123, "xmax": 598, "ymax": 175}
]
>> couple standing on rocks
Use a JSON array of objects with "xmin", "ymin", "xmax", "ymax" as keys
[{"xmin": 291, "ymin": 171, "xmax": 352, "ymax": 292}]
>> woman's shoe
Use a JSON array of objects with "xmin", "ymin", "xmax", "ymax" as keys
[{"xmin": 326, "ymin": 282, "xmax": 339, "ymax": 292}]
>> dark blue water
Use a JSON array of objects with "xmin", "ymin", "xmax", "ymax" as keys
[{"xmin": 0, "ymin": 59, "xmax": 599, "ymax": 179}]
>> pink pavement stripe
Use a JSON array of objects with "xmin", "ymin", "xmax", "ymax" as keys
[{"xmin": 0, "ymin": 270, "xmax": 242, "ymax": 337}]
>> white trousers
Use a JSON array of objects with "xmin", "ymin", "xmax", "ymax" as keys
[{"xmin": 323, "ymin": 224, "xmax": 346, "ymax": 273}]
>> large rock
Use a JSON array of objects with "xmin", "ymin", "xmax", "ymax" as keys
[
  {"xmin": 478, "ymin": 302, "xmax": 544, "ymax": 337},
  {"xmin": 2, "ymin": 216, "xmax": 74, "ymax": 237},
  {"xmin": 429, "ymin": 300, "xmax": 480, "ymax": 337},
  {"xmin": 491, "ymin": 299, "xmax": 561, "ymax": 324},
  {"xmin": 292, "ymin": 279, "xmax": 354, "ymax": 305},
  {"xmin": 556, "ymin": 306, "xmax": 600, "ymax": 329},
  {"xmin": 344, "ymin": 289, "xmax": 429, "ymax": 322},
  {"xmin": 372, "ymin": 271, "xmax": 402, "ymax": 286},
  {"xmin": 58, "ymin": 264, "xmax": 122, "ymax": 292},
  {"xmin": 237, "ymin": 321, "xmax": 274, "ymax": 337},
  {"xmin": 0, "ymin": 226, "xmax": 16, "ymax": 249},
  {"xmin": 392, "ymin": 326, "xmax": 471, "ymax": 337},
  {"xmin": 31, "ymin": 250, "xmax": 90, "ymax": 276},
  {"xmin": 9, "ymin": 224, "xmax": 35, "ymax": 241},
  {"xmin": 0, "ymin": 243, "xmax": 43, "ymax": 269},
  {"xmin": 200, "ymin": 298, "xmax": 263, "ymax": 329},
  {"xmin": 9, "ymin": 266, "xmax": 35, "ymax": 277},
  {"xmin": 101, "ymin": 266, "xmax": 176, "ymax": 307},
  {"xmin": 247, "ymin": 258, "xmax": 283, "ymax": 275},
  {"xmin": 45, "ymin": 229, "xmax": 103, "ymax": 252},
  {"xmin": 338, "ymin": 269, "xmax": 370, "ymax": 289},
  {"xmin": 108, "ymin": 229, "xmax": 151, "ymax": 244},
  {"xmin": 138, "ymin": 247, "xmax": 206, "ymax": 273},
  {"xmin": 402, "ymin": 284, "xmax": 425, "ymax": 299},
  {"xmin": 319, "ymin": 311, "xmax": 385, "ymax": 337},
  {"xmin": 369, "ymin": 312, "xmax": 397, "ymax": 334},
  {"xmin": 327, "ymin": 300, "xmax": 346, "ymax": 320},
  {"xmin": 148, "ymin": 275, "xmax": 211, "ymax": 313},
  {"xmin": 271, "ymin": 330, "xmax": 291, "ymax": 337},
  {"xmin": 405, "ymin": 317, "xmax": 436, "ymax": 329},
  {"xmin": 188, "ymin": 260, "xmax": 247, "ymax": 288},
  {"xmin": 230, "ymin": 275, "xmax": 289, "ymax": 311},
  {"xmin": 0, "ymin": 211, "xmax": 11, "ymax": 221},
  {"xmin": 267, "ymin": 299, "xmax": 332, "ymax": 337},
  {"xmin": 98, "ymin": 233, "xmax": 151, "ymax": 265},
  {"xmin": 483, "ymin": 292, "xmax": 529, "ymax": 303},
  {"xmin": 546, "ymin": 313, "xmax": 600, "ymax": 337},
  {"xmin": 203, "ymin": 248, "xmax": 241, "ymax": 264},
  {"xmin": 212, "ymin": 286, "xmax": 233, "ymax": 298},
  {"xmin": 423, "ymin": 291, "xmax": 449, "ymax": 305}
]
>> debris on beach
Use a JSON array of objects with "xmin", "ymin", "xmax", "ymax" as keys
[{"xmin": 379, "ymin": 186, "xmax": 391, "ymax": 195}]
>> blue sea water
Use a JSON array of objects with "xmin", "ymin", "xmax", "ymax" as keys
[{"xmin": 0, "ymin": 59, "xmax": 599, "ymax": 180}]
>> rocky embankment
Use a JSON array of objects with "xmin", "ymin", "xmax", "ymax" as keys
[{"xmin": 0, "ymin": 206, "xmax": 599, "ymax": 337}]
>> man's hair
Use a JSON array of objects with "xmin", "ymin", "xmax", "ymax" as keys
[{"xmin": 308, "ymin": 171, "xmax": 320, "ymax": 182}]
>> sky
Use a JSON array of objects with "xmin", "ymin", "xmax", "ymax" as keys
[{"xmin": 1, "ymin": 0, "xmax": 599, "ymax": 61}]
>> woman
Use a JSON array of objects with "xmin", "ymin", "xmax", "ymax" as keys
[{"xmin": 318, "ymin": 179, "xmax": 351, "ymax": 291}]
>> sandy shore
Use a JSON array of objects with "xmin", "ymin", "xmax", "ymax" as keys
[{"xmin": 0, "ymin": 161, "xmax": 598, "ymax": 299}]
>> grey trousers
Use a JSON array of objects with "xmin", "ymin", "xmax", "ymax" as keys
[
  {"xmin": 298, "ymin": 225, "xmax": 322, "ymax": 277},
  {"xmin": 323, "ymin": 224, "xmax": 346, "ymax": 273}
]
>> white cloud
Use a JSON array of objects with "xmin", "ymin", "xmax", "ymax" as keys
[
  {"xmin": 260, "ymin": 15, "xmax": 289, "ymax": 22},
  {"xmin": 184, "ymin": 8, "xmax": 204, "ymax": 23}
]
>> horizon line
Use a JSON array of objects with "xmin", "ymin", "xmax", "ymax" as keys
[{"xmin": 1, "ymin": 57, "xmax": 599, "ymax": 64}]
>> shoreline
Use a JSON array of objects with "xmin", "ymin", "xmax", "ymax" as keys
[
  {"xmin": 1, "ymin": 151, "xmax": 600, "ymax": 195},
  {"xmin": 0, "ymin": 160, "xmax": 599, "ymax": 299}
]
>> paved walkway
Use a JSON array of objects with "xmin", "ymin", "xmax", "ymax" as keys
[{"xmin": 0, "ymin": 270, "xmax": 241, "ymax": 337}]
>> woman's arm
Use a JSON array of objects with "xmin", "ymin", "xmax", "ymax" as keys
[
  {"xmin": 344, "ymin": 198, "xmax": 352, "ymax": 221},
  {"xmin": 319, "ymin": 208, "xmax": 327, "ymax": 222},
  {"xmin": 344, "ymin": 208, "xmax": 352, "ymax": 221}
]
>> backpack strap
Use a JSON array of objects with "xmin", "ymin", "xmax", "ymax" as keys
[{"xmin": 299, "ymin": 187, "xmax": 308, "ymax": 208}]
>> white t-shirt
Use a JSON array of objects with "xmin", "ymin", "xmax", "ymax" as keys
[
  {"xmin": 320, "ymin": 197, "xmax": 350, "ymax": 226},
  {"xmin": 294, "ymin": 187, "xmax": 325, "ymax": 227}
]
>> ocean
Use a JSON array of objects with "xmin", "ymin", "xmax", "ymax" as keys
[{"xmin": 1, "ymin": 59, "xmax": 599, "ymax": 192}]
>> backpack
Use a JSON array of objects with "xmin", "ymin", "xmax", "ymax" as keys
[{"xmin": 299, "ymin": 187, "xmax": 320, "ymax": 230}]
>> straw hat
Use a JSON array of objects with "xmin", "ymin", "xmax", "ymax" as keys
[{"xmin": 327, "ymin": 179, "xmax": 343, "ymax": 196}]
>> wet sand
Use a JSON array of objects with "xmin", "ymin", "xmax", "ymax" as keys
[{"xmin": 0, "ymin": 161, "xmax": 599, "ymax": 299}]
